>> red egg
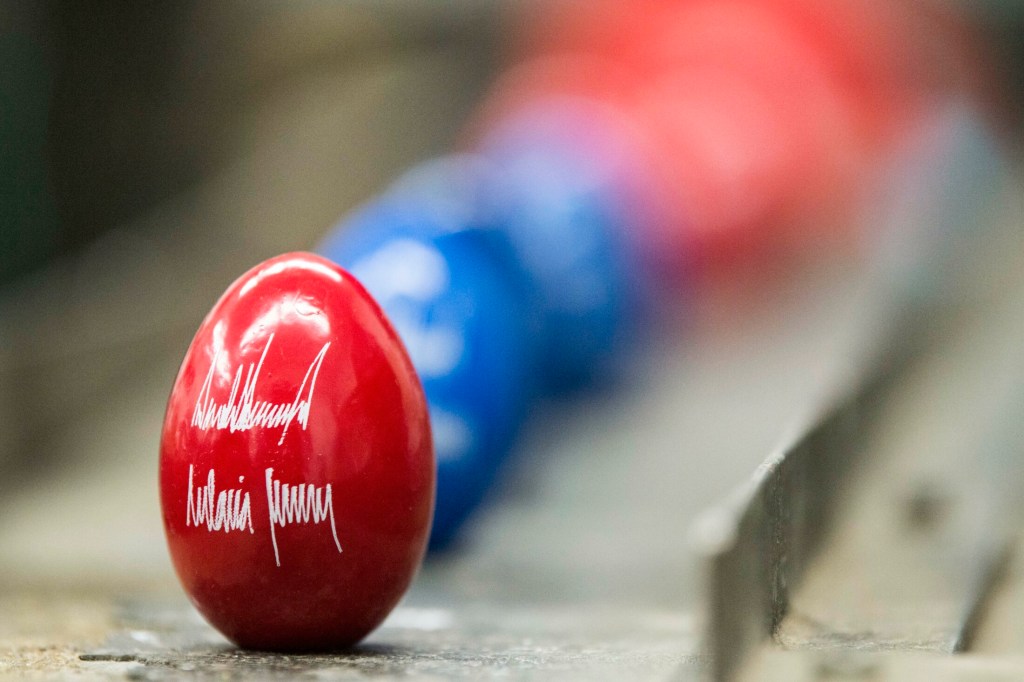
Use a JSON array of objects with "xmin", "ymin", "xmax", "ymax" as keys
[
  {"xmin": 463, "ymin": 54, "xmax": 686, "ymax": 282},
  {"xmin": 159, "ymin": 252, "xmax": 434, "ymax": 651}
]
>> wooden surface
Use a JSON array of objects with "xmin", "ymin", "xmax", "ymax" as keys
[
  {"xmin": 729, "ymin": 189, "xmax": 1024, "ymax": 680},
  {"xmin": 2, "ymin": 160, "xmax": 1021, "ymax": 682},
  {"xmin": 2, "ymin": 6, "xmax": 1023, "ymax": 680},
  {"xmin": 0, "ymin": 261, "xmax": 887, "ymax": 679}
]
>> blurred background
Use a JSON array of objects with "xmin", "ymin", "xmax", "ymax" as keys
[
  {"xmin": 0, "ymin": 0, "xmax": 501, "ymax": 577},
  {"xmin": 1, "ymin": 1, "xmax": 1023, "ymax": 679}
]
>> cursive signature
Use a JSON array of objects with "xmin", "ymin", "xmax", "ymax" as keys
[
  {"xmin": 185, "ymin": 465, "xmax": 255, "ymax": 534},
  {"xmin": 265, "ymin": 467, "xmax": 343, "ymax": 567},
  {"xmin": 185, "ymin": 465, "xmax": 343, "ymax": 567},
  {"xmin": 191, "ymin": 334, "xmax": 330, "ymax": 446}
]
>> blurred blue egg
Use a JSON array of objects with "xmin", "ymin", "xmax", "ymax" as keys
[
  {"xmin": 318, "ymin": 156, "xmax": 534, "ymax": 549},
  {"xmin": 478, "ymin": 104, "xmax": 647, "ymax": 392}
]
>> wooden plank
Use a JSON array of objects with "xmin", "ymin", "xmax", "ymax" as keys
[{"xmin": 725, "ymin": 271, "xmax": 1024, "ymax": 681}]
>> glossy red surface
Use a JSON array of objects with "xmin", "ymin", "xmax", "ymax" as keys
[{"xmin": 159, "ymin": 252, "xmax": 434, "ymax": 651}]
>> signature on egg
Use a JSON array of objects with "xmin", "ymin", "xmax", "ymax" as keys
[
  {"xmin": 191, "ymin": 334, "xmax": 330, "ymax": 446},
  {"xmin": 185, "ymin": 464, "xmax": 343, "ymax": 568},
  {"xmin": 265, "ymin": 467, "xmax": 343, "ymax": 567},
  {"xmin": 186, "ymin": 465, "xmax": 255, "ymax": 535}
]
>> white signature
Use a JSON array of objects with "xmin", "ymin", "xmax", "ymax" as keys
[
  {"xmin": 186, "ymin": 465, "xmax": 255, "ymax": 535},
  {"xmin": 185, "ymin": 465, "xmax": 343, "ymax": 567},
  {"xmin": 191, "ymin": 334, "xmax": 330, "ymax": 446},
  {"xmin": 266, "ymin": 467, "xmax": 343, "ymax": 567}
]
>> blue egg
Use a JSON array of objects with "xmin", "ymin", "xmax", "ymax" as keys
[
  {"xmin": 478, "ymin": 104, "xmax": 647, "ymax": 392},
  {"xmin": 318, "ymin": 157, "xmax": 534, "ymax": 549}
]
